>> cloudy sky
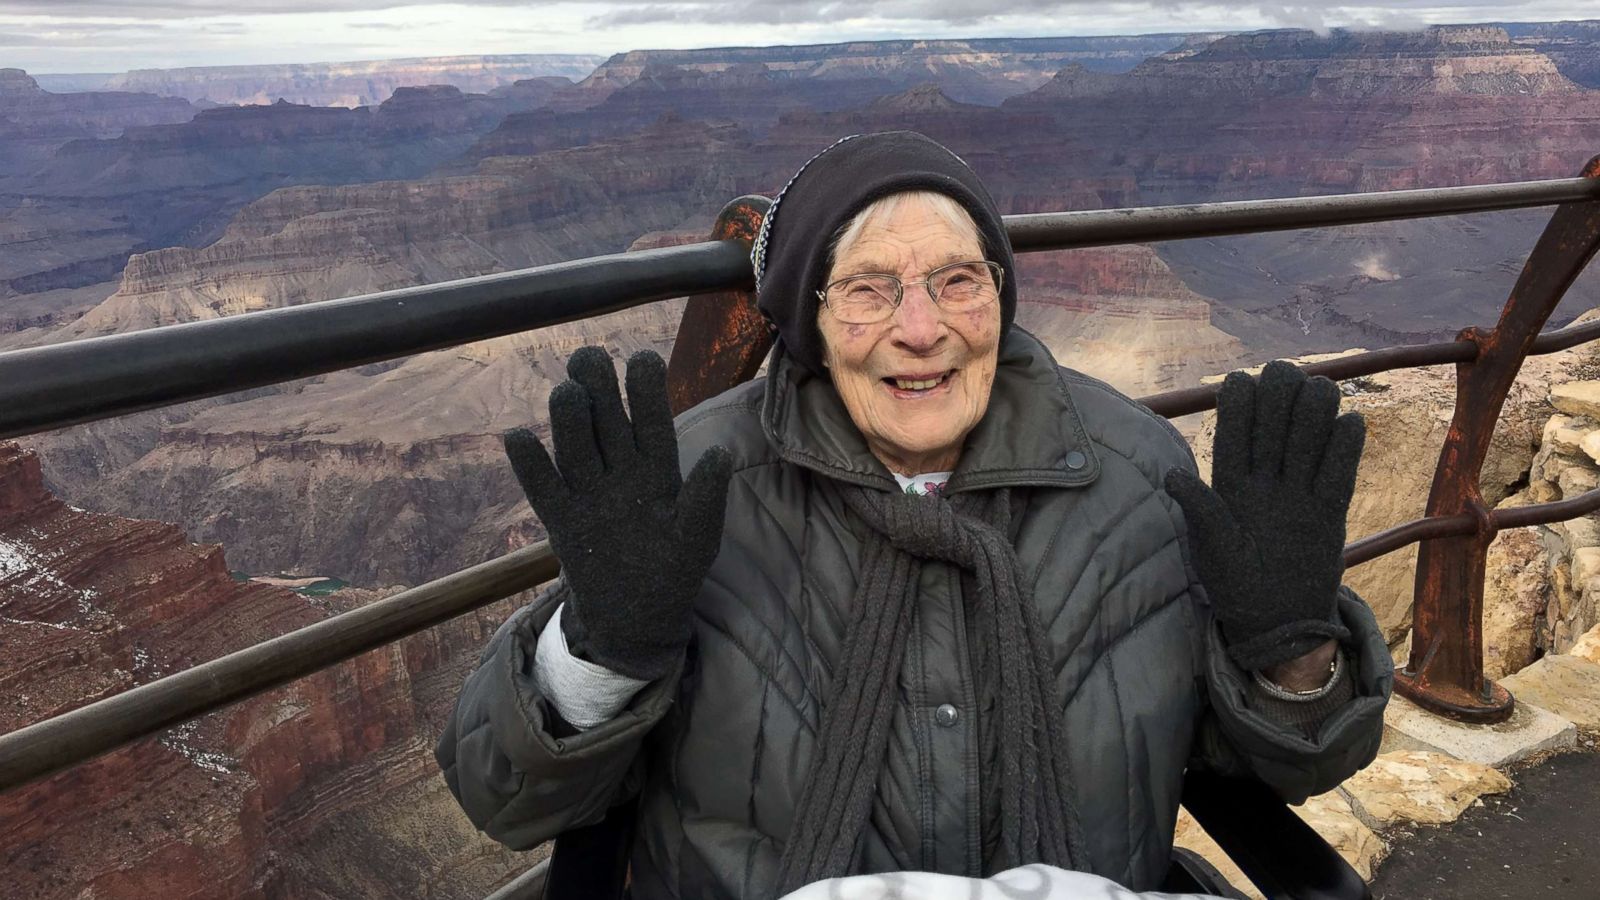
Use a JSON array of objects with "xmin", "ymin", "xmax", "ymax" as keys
[{"xmin": 1, "ymin": 1, "xmax": 1595, "ymax": 73}]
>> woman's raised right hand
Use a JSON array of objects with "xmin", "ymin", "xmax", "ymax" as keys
[{"xmin": 504, "ymin": 346, "xmax": 732, "ymax": 681}]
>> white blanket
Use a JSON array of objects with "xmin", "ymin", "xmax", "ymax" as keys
[{"xmin": 779, "ymin": 864, "xmax": 1229, "ymax": 900}]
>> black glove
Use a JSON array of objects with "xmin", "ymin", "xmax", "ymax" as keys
[
  {"xmin": 505, "ymin": 346, "xmax": 733, "ymax": 681},
  {"xmin": 1164, "ymin": 360, "xmax": 1365, "ymax": 671}
]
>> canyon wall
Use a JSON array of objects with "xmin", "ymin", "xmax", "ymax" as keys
[
  {"xmin": 28, "ymin": 120, "xmax": 740, "ymax": 584},
  {"xmin": 104, "ymin": 55, "xmax": 604, "ymax": 108},
  {"xmin": 0, "ymin": 68, "xmax": 196, "ymax": 173},
  {"xmin": 0, "ymin": 84, "xmax": 552, "ymax": 328},
  {"xmin": 1017, "ymin": 247, "xmax": 1245, "ymax": 393},
  {"xmin": 1002, "ymin": 25, "xmax": 1600, "ymax": 353},
  {"xmin": 1507, "ymin": 20, "xmax": 1600, "ymax": 88},
  {"xmin": 0, "ymin": 442, "xmax": 535, "ymax": 898}
]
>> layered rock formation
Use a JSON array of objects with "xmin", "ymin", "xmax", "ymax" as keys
[
  {"xmin": 53, "ymin": 117, "xmax": 751, "ymax": 342},
  {"xmin": 104, "ymin": 55, "xmax": 603, "ymax": 108},
  {"xmin": 0, "ymin": 442, "xmax": 533, "ymax": 898},
  {"xmin": 1016, "ymin": 247, "xmax": 1245, "ymax": 393},
  {"xmin": 28, "ymin": 121, "xmax": 749, "ymax": 584},
  {"xmin": 0, "ymin": 68, "xmax": 196, "ymax": 173},
  {"xmin": 1507, "ymin": 20, "xmax": 1600, "ymax": 88},
  {"xmin": 1, "ymin": 85, "xmax": 552, "ymax": 331},
  {"xmin": 1003, "ymin": 26, "xmax": 1600, "ymax": 352},
  {"xmin": 25, "ymin": 106, "xmax": 1254, "ymax": 585},
  {"xmin": 574, "ymin": 35, "xmax": 1203, "ymax": 107},
  {"xmin": 453, "ymin": 63, "xmax": 895, "ymax": 167},
  {"xmin": 1005, "ymin": 26, "xmax": 1598, "ymax": 197},
  {"xmin": 1147, "ymin": 27, "xmax": 1578, "ymax": 100}
]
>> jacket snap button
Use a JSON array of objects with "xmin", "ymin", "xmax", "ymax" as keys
[
  {"xmin": 935, "ymin": 703, "xmax": 959, "ymax": 727},
  {"xmin": 1065, "ymin": 450, "xmax": 1086, "ymax": 470}
]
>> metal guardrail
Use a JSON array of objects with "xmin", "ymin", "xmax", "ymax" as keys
[
  {"xmin": 1005, "ymin": 175, "xmax": 1600, "ymax": 251},
  {"xmin": 1138, "ymin": 319, "xmax": 1600, "ymax": 419},
  {"xmin": 0, "ymin": 241, "xmax": 753, "ymax": 439},
  {"xmin": 2, "ymin": 165, "xmax": 1600, "ymax": 793},
  {"xmin": 3, "ymin": 176, "xmax": 1598, "ymax": 440}
]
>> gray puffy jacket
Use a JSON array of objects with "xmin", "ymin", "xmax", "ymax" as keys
[{"xmin": 435, "ymin": 328, "xmax": 1393, "ymax": 897}]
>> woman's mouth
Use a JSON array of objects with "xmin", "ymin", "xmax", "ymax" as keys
[{"xmin": 883, "ymin": 370, "xmax": 955, "ymax": 397}]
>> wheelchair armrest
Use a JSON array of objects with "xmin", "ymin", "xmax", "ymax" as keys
[{"xmin": 1181, "ymin": 771, "xmax": 1372, "ymax": 900}]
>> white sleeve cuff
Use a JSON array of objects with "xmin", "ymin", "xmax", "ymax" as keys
[{"xmin": 533, "ymin": 604, "xmax": 652, "ymax": 730}]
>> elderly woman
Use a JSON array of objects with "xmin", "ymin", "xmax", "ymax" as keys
[{"xmin": 436, "ymin": 132, "xmax": 1393, "ymax": 898}]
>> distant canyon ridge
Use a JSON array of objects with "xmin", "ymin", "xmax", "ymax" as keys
[{"xmin": 36, "ymin": 54, "xmax": 605, "ymax": 108}]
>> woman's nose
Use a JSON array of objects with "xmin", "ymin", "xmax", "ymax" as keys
[{"xmin": 890, "ymin": 286, "xmax": 946, "ymax": 351}]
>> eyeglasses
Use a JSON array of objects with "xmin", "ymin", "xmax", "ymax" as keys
[{"xmin": 817, "ymin": 260, "xmax": 1004, "ymax": 326}]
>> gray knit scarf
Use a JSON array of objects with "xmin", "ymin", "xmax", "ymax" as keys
[{"xmin": 776, "ymin": 485, "xmax": 1087, "ymax": 893}]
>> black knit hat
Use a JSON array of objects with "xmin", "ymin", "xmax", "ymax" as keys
[{"xmin": 752, "ymin": 131, "xmax": 1017, "ymax": 375}]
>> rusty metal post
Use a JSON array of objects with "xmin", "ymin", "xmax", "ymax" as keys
[
  {"xmin": 665, "ymin": 196, "xmax": 774, "ymax": 414},
  {"xmin": 1398, "ymin": 155, "xmax": 1600, "ymax": 722}
]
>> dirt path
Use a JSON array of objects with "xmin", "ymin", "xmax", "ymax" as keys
[{"xmin": 1368, "ymin": 750, "xmax": 1600, "ymax": 900}]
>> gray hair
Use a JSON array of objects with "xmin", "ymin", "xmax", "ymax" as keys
[{"xmin": 826, "ymin": 190, "xmax": 985, "ymax": 273}]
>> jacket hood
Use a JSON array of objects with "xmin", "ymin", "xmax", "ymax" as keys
[{"xmin": 760, "ymin": 326, "xmax": 1102, "ymax": 494}]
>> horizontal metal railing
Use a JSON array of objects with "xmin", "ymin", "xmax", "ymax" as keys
[
  {"xmin": 1005, "ymin": 175, "xmax": 1600, "ymax": 251},
  {"xmin": 0, "ymin": 241, "xmax": 753, "ymax": 439},
  {"xmin": 0, "ymin": 543, "xmax": 559, "ymax": 794},
  {"xmin": 2, "ymin": 170, "xmax": 1599, "ymax": 792},
  {"xmin": 3, "ymin": 176, "xmax": 1598, "ymax": 441},
  {"xmin": 1139, "ymin": 317, "xmax": 1600, "ymax": 418}
]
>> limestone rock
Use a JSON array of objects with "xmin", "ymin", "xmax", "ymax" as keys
[
  {"xmin": 1500, "ymin": 654, "xmax": 1600, "ymax": 728},
  {"xmin": 1341, "ymin": 750, "xmax": 1512, "ymax": 826},
  {"xmin": 1574, "ymin": 547, "xmax": 1600, "ymax": 585},
  {"xmin": 1558, "ymin": 464, "xmax": 1600, "ymax": 499},
  {"xmin": 1492, "ymin": 488, "xmax": 1539, "ymax": 511},
  {"xmin": 1549, "ymin": 511, "xmax": 1600, "ymax": 550},
  {"xmin": 1570, "ymin": 622, "xmax": 1600, "ymax": 665},
  {"xmin": 1292, "ymin": 792, "xmax": 1386, "ymax": 880},
  {"xmin": 1542, "ymin": 414, "xmax": 1589, "ymax": 456},
  {"xmin": 1482, "ymin": 527, "xmax": 1551, "ymax": 679},
  {"xmin": 1550, "ymin": 381, "xmax": 1600, "ymax": 419},
  {"xmin": 1548, "ymin": 546, "xmax": 1600, "ymax": 654},
  {"xmin": 1016, "ymin": 247, "xmax": 1246, "ymax": 396}
]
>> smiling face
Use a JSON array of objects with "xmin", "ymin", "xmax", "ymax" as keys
[{"xmin": 818, "ymin": 192, "xmax": 1003, "ymax": 477}]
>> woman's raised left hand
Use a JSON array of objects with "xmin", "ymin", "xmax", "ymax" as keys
[{"xmin": 1163, "ymin": 360, "xmax": 1365, "ymax": 672}]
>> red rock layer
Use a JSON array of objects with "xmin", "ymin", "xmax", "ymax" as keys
[{"xmin": 0, "ymin": 443, "xmax": 531, "ymax": 898}]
